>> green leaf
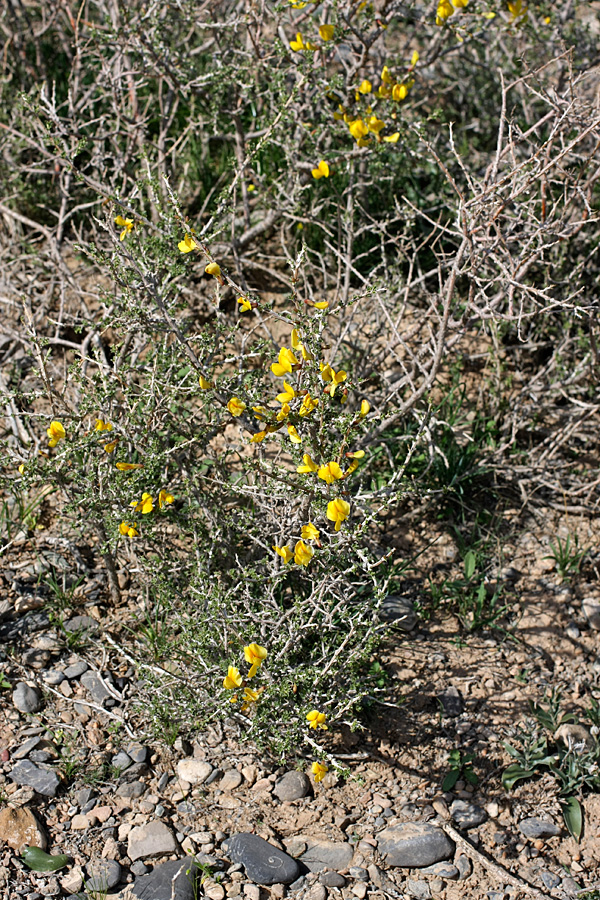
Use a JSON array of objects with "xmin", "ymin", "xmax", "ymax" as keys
[
  {"xmin": 464, "ymin": 550, "xmax": 476, "ymax": 580},
  {"xmin": 464, "ymin": 768, "xmax": 479, "ymax": 785},
  {"xmin": 20, "ymin": 847, "xmax": 69, "ymax": 872},
  {"xmin": 502, "ymin": 764, "xmax": 536, "ymax": 791},
  {"xmin": 561, "ymin": 797, "xmax": 583, "ymax": 841},
  {"xmin": 442, "ymin": 769, "xmax": 460, "ymax": 792}
]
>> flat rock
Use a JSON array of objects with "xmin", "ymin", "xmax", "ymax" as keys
[
  {"xmin": 450, "ymin": 800, "xmax": 487, "ymax": 829},
  {"xmin": 300, "ymin": 839, "xmax": 354, "ymax": 873},
  {"xmin": 438, "ymin": 686, "xmax": 464, "ymax": 718},
  {"xmin": 9, "ymin": 760, "xmax": 60, "ymax": 797},
  {"xmin": 0, "ymin": 806, "xmax": 47, "ymax": 851},
  {"xmin": 319, "ymin": 872, "xmax": 346, "ymax": 888},
  {"xmin": 420, "ymin": 862, "xmax": 459, "ymax": 879},
  {"xmin": 130, "ymin": 858, "xmax": 198, "ymax": 900},
  {"xmin": 224, "ymin": 833, "xmax": 300, "ymax": 885},
  {"xmin": 86, "ymin": 859, "xmax": 122, "ymax": 891},
  {"xmin": 378, "ymin": 595, "xmax": 417, "ymax": 631},
  {"xmin": 63, "ymin": 661, "xmax": 88, "ymax": 679},
  {"xmin": 274, "ymin": 771, "xmax": 312, "ymax": 802},
  {"xmin": 64, "ymin": 615, "xmax": 99, "ymax": 635},
  {"xmin": 176, "ymin": 759, "xmax": 213, "ymax": 785},
  {"xmin": 219, "ymin": 769, "xmax": 243, "ymax": 792},
  {"xmin": 128, "ymin": 821, "xmax": 178, "ymax": 860},
  {"xmin": 11, "ymin": 737, "xmax": 42, "ymax": 760},
  {"xmin": 582, "ymin": 597, "xmax": 600, "ymax": 630},
  {"xmin": 555, "ymin": 723, "xmax": 592, "ymax": 750},
  {"xmin": 518, "ymin": 817, "xmax": 561, "ymax": 839},
  {"xmin": 80, "ymin": 671, "xmax": 112, "ymax": 703},
  {"xmin": 406, "ymin": 880, "xmax": 431, "ymax": 900},
  {"xmin": 12, "ymin": 682, "xmax": 42, "ymax": 714},
  {"xmin": 377, "ymin": 824, "xmax": 455, "ymax": 868},
  {"xmin": 117, "ymin": 780, "xmax": 145, "ymax": 799}
]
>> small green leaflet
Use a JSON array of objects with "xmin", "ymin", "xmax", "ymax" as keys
[
  {"xmin": 560, "ymin": 797, "xmax": 582, "ymax": 841},
  {"xmin": 21, "ymin": 846, "xmax": 69, "ymax": 872}
]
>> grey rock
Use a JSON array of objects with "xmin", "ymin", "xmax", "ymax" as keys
[
  {"xmin": 42, "ymin": 670, "xmax": 65, "ymax": 686},
  {"xmin": 284, "ymin": 837, "xmax": 307, "ymax": 858},
  {"xmin": 86, "ymin": 859, "xmax": 122, "ymax": 891},
  {"xmin": 561, "ymin": 876, "xmax": 582, "ymax": 895},
  {"xmin": 421, "ymin": 863, "xmax": 459, "ymax": 879},
  {"xmin": 456, "ymin": 855, "xmax": 472, "ymax": 880},
  {"xmin": 555, "ymin": 723, "xmax": 592, "ymax": 750},
  {"xmin": 176, "ymin": 759, "xmax": 213, "ymax": 785},
  {"xmin": 377, "ymin": 824, "xmax": 455, "ymax": 868},
  {"xmin": 438, "ymin": 686, "xmax": 464, "ymax": 718},
  {"xmin": 486, "ymin": 893, "xmax": 505, "ymax": 900},
  {"xmin": 13, "ymin": 682, "xmax": 42, "ymax": 714},
  {"xmin": 348, "ymin": 867, "xmax": 369, "ymax": 881},
  {"xmin": 366, "ymin": 864, "xmax": 395, "ymax": 892},
  {"xmin": 306, "ymin": 885, "xmax": 327, "ymax": 900},
  {"xmin": 155, "ymin": 804, "xmax": 166, "ymax": 816},
  {"xmin": 117, "ymin": 780, "xmax": 145, "ymax": 799},
  {"xmin": 224, "ymin": 833, "xmax": 300, "ymax": 885},
  {"xmin": 63, "ymin": 615, "xmax": 99, "ymax": 635},
  {"xmin": 22, "ymin": 649, "xmax": 51, "ymax": 669},
  {"xmin": 300, "ymin": 839, "xmax": 354, "ymax": 873},
  {"xmin": 274, "ymin": 771, "xmax": 312, "ymax": 802},
  {"xmin": 80, "ymin": 671, "xmax": 112, "ymax": 704},
  {"xmin": 0, "ymin": 611, "xmax": 50, "ymax": 640},
  {"xmin": 131, "ymin": 858, "xmax": 198, "ymax": 900},
  {"xmin": 518, "ymin": 817, "xmax": 561, "ymax": 839},
  {"xmin": 11, "ymin": 737, "xmax": 42, "ymax": 759},
  {"xmin": 379, "ymin": 595, "xmax": 417, "ymax": 631},
  {"xmin": 450, "ymin": 800, "xmax": 487, "ymax": 829},
  {"xmin": 319, "ymin": 872, "xmax": 346, "ymax": 888},
  {"xmin": 29, "ymin": 750, "xmax": 52, "ymax": 763},
  {"xmin": 126, "ymin": 743, "xmax": 148, "ymax": 764},
  {"xmin": 540, "ymin": 871, "xmax": 561, "ymax": 889},
  {"xmin": 130, "ymin": 861, "xmax": 149, "ymax": 876},
  {"xmin": 63, "ymin": 661, "xmax": 88, "ymax": 679},
  {"xmin": 289, "ymin": 877, "xmax": 306, "ymax": 893},
  {"xmin": 205, "ymin": 767, "xmax": 222, "ymax": 785},
  {"xmin": 9, "ymin": 760, "xmax": 60, "ymax": 797},
  {"xmin": 119, "ymin": 761, "xmax": 148, "ymax": 783},
  {"xmin": 406, "ymin": 880, "xmax": 431, "ymax": 899},
  {"xmin": 77, "ymin": 787, "xmax": 95, "ymax": 807},
  {"xmin": 219, "ymin": 769, "xmax": 243, "ymax": 792},
  {"xmin": 112, "ymin": 751, "xmax": 132, "ymax": 771},
  {"xmin": 128, "ymin": 820, "xmax": 178, "ymax": 860},
  {"xmin": 582, "ymin": 597, "xmax": 600, "ymax": 630},
  {"xmin": 157, "ymin": 773, "xmax": 169, "ymax": 791}
]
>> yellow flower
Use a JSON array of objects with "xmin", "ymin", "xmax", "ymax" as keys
[
  {"xmin": 178, "ymin": 234, "xmax": 197, "ymax": 253},
  {"xmin": 199, "ymin": 375, "xmax": 213, "ymax": 389},
  {"xmin": 327, "ymin": 497, "xmax": 350, "ymax": 531},
  {"xmin": 348, "ymin": 119, "xmax": 368, "ymax": 141},
  {"xmin": 345, "ymin": 459, "xmax": 359, "ymax": 477},
  {"xmin": 104, "ymin": 440, "xmax": 118, "ymax": 454},
  {"xmin": 241, "ymin": 687, "xmax": 262, "ymax": 712},
  {"xmin": 410, "ymin": 51, "xmax": 419, "ymax": 66},
  {"xmin": 250, "ymin": 430, "xmax": 267, "ymax": 443},
  {"xmin": 288, "ymin": 425, "xmax": 302, "ymax": 444},
  {"xmin": 227, "ymin": 397, "xmax": 247, "ymax": 417},
  {"xmin": 131, "ymin": 492, "xmax": 154, "ymax": 514},
  {"xmin": 119, "ymin": 521, "xmax": 139, "ymax": 538},
  {"xmin": 436, "ymin": 0, "xmax": 454, "ymax": 23},
  {"xmin": 392, "ymin": 84, "xmax": 408, "ymax": 102},
  {"xmin": 115, "ymin": 215, "xmax": 134, "ymax": 240},
  {"xmin": 116, "ymin": 462, "xmax": 144, "ymax": 470},
  {"xmin": 276, "ymin": 403, "xmax": 290, "ymax": 422},
  {"xmin": 158, "ymin": 490, "xmax": 174, "ymax": 509},
  {"xmin": 314, "ymin": 300, "xmax": 329, "ymax": 310},
  {"xmin": 318, "ymin": 461, "xmax": 344, "ymax": 484},
  {"xmin": 359, "ymin": 399, "xmax": 370, "ymax": 417},
  {"xmin": 312, "ymin": 160, "xmax": 330, "ymax": 180},
  {"xmin": 383, "ymin": 133, "xmax": 400, "ymax": 143},
  {"xmin": 297, "ymin": 454, "xmax": 318, "ymax": 474},
  {"xmin": 253, "ymin": 406, "xmax": 268, "ymax": 420},
  {"xmin": 321, "ymin": 364, "xmax": 347, "ymax": 396},
  {"xmin": 205, "ymin": 262, "xmax": 221, "ymax": 278},
  {"xmin": 301, "ymin": 523, "xmax": 320, "ymax": 541},
  {"xmin": 452, "ymin": 0, "xmax": 468, "ymax": 6},
  {"xmin": 18, "ymin": 464, "xmax": 25, "ymax": 475},
  {"xmin": 95, "ymin": 419, "xmax": 113, "ymax": 432},
  {"xmin": 292, "ymin": 329, "xmax": 314, "ymax": 360},
  {"xmin": 223, "ymin": 666, "xmax": 243, "ymax": 690},
  {"xmin": 237, "ymin": 296, "xmax": 252, "ymax": 312},
  {"xmin": 290, "ymin": 32, "xmax": 316, "ymax": 51},
  {"xmin": 312, "ymin": 761, "xmax": 328, "ymax": 783},
  {"xmin": 306, "ymin": 710, "xmax": 328, "ymax": 730},
  {"xmin": 319, "ymin": 24, "xmax": 335, "ymax": 41},
  {"xmin": 348, "ymin": 450, "xmax": 365, "ymax": 459},
  {"xmin": 294, "ymin": 540, "xmax": 314, "ymax": 566},
  {"xmin": 381, "ymin": 65, "xmax": 393, "ymax": 84},
  {"xmin": 277, "ymin": 381, "xmax": 296, "ymax": 404},
  {"xmin": 274, "ymin": 544, "xmax": 294, "ymax": 564},
  {"xmin": 507, "ymin": 0, "xmax": 527, "ymax": 22},
  {"xmin": 290, "ymin": 0, "xmax": 307, "ymax": 7},
  {"xmin": 367, "ymin": 116, "xmax": 385, "ymax": 134},
  {"xmin": 271, "ymin": 347, "xmax": 299, "ymax": 377},
  {"xmin": 299, "ymin": 394, "xmax": 318, "ymax": 417},
  {"xmin": 47, "ymin": 421, "xmax": 66, "ymax": 447},
  {"xmin": 244, "ymin": 643, "xmax": 268, "ymax": 678},
  {"xmin": 358, "ymin": 79, "xmax": 372, "ymax": 94}
]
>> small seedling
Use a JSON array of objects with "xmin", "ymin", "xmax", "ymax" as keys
[{"xmin": 442, "ymin": 749, "xmax": 478, "ymax": 791}]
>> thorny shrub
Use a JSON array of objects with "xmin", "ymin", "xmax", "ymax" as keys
[{"xmin": 1, "ymin": 0, "xmax": 599, "ymax": 763}]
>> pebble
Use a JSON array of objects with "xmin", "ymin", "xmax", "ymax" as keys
[
  {"xmin": 582, "ymin": 597, "xmax": 600, "ymax": 630},
  {"xmin": 11, "ymin": 737, "xmax": 42, "ymax": 760},
  {"xmin": 284, "ymin": 838, "xmax": 307, "ymax": 858},
  {"xmin": 421, "ymin": 863, "xmax": 459, "ymax": 879},
  {"xmin": 456, "ymin": 856, "xmax": 472, "ymax": 880},
  {"xmin": 242, "ymin": 765, "xmax": 258, "ymax": 785},
  {"xmin": 63, "ymin": 660, "xmax": 88, "ymax": 679},
  {"xmin": 561, "ymin": 876, "xmax": 581, "ymax": 895},
  {"xmin": 274, "ymin": 771, "xmax": 312, "ymax": 802},
  {"xmin": 348, "ymin": 867, "xmax": 369, "ymax": 881},
  {"xmin": 86, "ymin": 859, "xmax": 122, "ymax": 891},
  {"xmin": 518, "ymin": 818, "xmax": 561, "ymax": 839},
  {"xmin": 377, "ymin": 824, "xmax": 455, "ymax": 868},
  {"xmin": 64, "ymin": 615, "xmax": 99, "ymax": 635},
  {"xmin": 406, "ymin": 880, "xmax": 431, "ymax": 900},
  {"xmin": 60, "ymin": 867, "xmax": 83, "ymax": 894},
  {"xmin": 112, "ymin": 750, "xmax": 132, "ymax": 770},
  {"xmin": 127, "ymin": 743, "xmax": 148, "ymax": 764},
  {"xmin": 243, "ymin": 885, "xmax": 261, "ymax": 900},
  {"xmin": 22, "ymin": 648, "xmax": 50, "ymax": 668},
  {"xmin": 437, "ymin": 687, "xmax": 464, "ymax": 718},
  {"xmin": 0, "ymin": 806, "xmax": 47, "ymax": 851},
  {"xmin": 42, "ymin": 670, "xmax": 65, "ymax": 686},
  {"xmin": 80, "ymin": 671, "xmax": 112, "ymax": 703},
  {"xmin": 177, "ymin": 758, "xmax": 213, "ymax": 785},
  {"xmin": 205, "ymin": 884, "xmax": 226, "ymax": 900},
  {"xmin": 378, "ymin": 595, "xmax": 417, "ymax": 630},
  {"xmin": 300, "ymin": 839, "xmax": 354, "ymax": 873},
  {"xmin": 9, "ymin": 759, "xmax": 60, "ymax": 797},
  {"xmin": 450, "ymin": 800, "xmax": 487, "ymax": 829},
  {"xmin": 116, "ymin": 780, "xmax": 146, "ymax": 799},
  {"xmin": 220, "ymin": 769, "xmax": 244, "ymax": 792},
  {"xmin": 130, "ymin": 861, "xmax": 149, "ymax": 876},
  {"xmin": 351, "ymin": 885, "xmax": 367, "ymax": 900},
  {"xmin": 12, "ymin": 682, "xmax": 42, "ymax": 714},
  {"xmin": 252, "ymin": 778, "xmax": 273, "ymax": 793},
  {"xmin": 224, "ymin": 833, "xmax": 300, "ymax": 885},
  {"xmin": 540, "ymin": 871, "xmax": 561, "ymax": 889},
  {"xmin": 128, "ymin": 820, "xmax": 178, "ymax": 860},
  {"xmin": 305, "ymin": 885, "xmax": 327, "ymax": 900},
  {"xmin": 319, "ymin": 871, "xmax": 346, "ymax": 888},
  {"xmin": 71, "ymin": 814, "xmax": 90, "ymax": 830},
  {"xmin": 130, "ymin": 858, "xmax": 198, "ymax": 900}
]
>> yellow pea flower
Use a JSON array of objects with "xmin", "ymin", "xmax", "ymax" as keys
[
  {"xmin": 241, "ymin": 687, "xmax": 262, "ymax": 712},
  {"xmin": 312, "ymin": 160, "xmax": 330, "ymax": 180},
  {"xmin": 383, "ymin": 133, "xmax": 400, "ymax": 143},
  {"xmin": 227, "ymin": 397, "xmax": 247, "ymax": 417},
  {"xmin": 507, "ymin": 0, "xmax": 527, "ymax": 21},
  {"xmin": 306, "ymin": 710, "xmax": 328, "ymax": 730},
  {"xmin": 274, "ymin": 544, "xmax": 294, "ymax": 564},
  {"xmin": 319, "ymin": 24, "xmax": 335, "ymax": 41},
  {"xmin": 381, "ymin": 65, "xmax": 393, "ymax": 84},
  {"xmin": 358, "ymin": 80, "xmax": 372, "ymax": 94},
  {"xmin": 290, "ymin": 0, "xmax": 307, "ymax": 7},
  {"xmin": 47, "ymin": 421, "xmax": 66, "ymax": 447},
  {"xmin": 205, "ymin": 262, "xmax": 221, "ymax": 278},
  {"xmin": 95, "ymin": 419, "xmax": 113, "ymax": 432},
  {"xmin": 299, "ymin": 394, "xmax": 319, "ymax": 417},
  {"xmin": 199, "ymin": 375, "xmax": 213, "ymax": 389},
  {"xmin": 313, "ymin": 301, "xmax": 329, "ymax": 310},
  {"xmin": 368, "ymin": 116, "xmax": 385, "ymax": 135},
  {"xmin": 327, "ymin": 497, "xmax": 351, "ymax": 531},
  {"xmin": 277, "ymin": 382, "xmax": 296, "ymax": 404},
  {"xmin": 294, "ymin": 540, "xmax": 314, "ymax": 566},
  {"xmin": 244, "ymin": 643, "xmax": 268, "ymax": 678},
  {"xmin": 119, "ymin": 521, "xmax": 139, "ymax": 537},
  {"xmin": 312, "ymin": 761, "xmax": 328, "ymax": 783},
  {"xmin": 321, "ymin": 364, "xmax": 347, "ymax": 396},
  {"xmin": 223, "ymin": 666, "xmax": 243, "ymax": 690},
  {"xmin": 131, "ymin": 492, "xmax": 154, "ymax": 514},
  {"xmin": 276, "ymin": 403, "xmax": 290, "ymax": 422},
  {"xmin": 115, "ymin": 215, "xmax": 134, "ymax": 240},
  {"xmin": 318, "ymin": 462, "xmax": 344, "ymax": 484},
  {"xmin": 18, "ymin": 464, "xmax": 25, "ymax": 475},
  {"xmin": 288, "ymin": 425, "xmax": 302, "ymax": 444},
  {"xmin": 345, "ymin": 459, "xmax": 360, "ymax": 477},
  {"xmin": 297, "ymin": 454, "xmax": 318, "ymax": 474},
  {"xmin": 116, "ymin": 462, "xmax": 144, "ymax": 470},
  {"xmin": 452, "ymin": 0, "xmax": 468, "ymax": 6},
  {"xmin": 104, "ymin": 440, "xmax": 118, "ymax": 454},
  {"xmin": 359, "ymin": 399, "xmax": 370, "ymax": 417},
  {"xmin": 250, "ymin": 430, "xmax": 267, "ymax": 443},
  {"xmin": 252, "ymin": 406, "xmax": 268, "ymax": 420},
  {"xmin": 290, "ymin": 32, "xmax": 316, "ymax": 51},
  {"xmin": 178, "ymin": 234, "xmax": 197, "ymax": 253},
  {"xmin": 347, "ymin": 450, "xmax": 365, "ymax": 459},
  {"xmin": 377, "ymin": 84, "xmax": 391, "ymax": 99},
  {"xmin": 436, "ymin": 0, "xmax": 454, "ymax": 23},
  {"xmin": 301, "ymin": 523, "xmax": 320, "ymax": 541},
  {"xmin": 158, "ymin": 490, "xmax": 174, "ymax": 509},
  {"xmin": 271, "ymin": 347, "xmax": 299, "ymax": 377},
  {"xmin": 410, "ymin": 51, "xmax": 419, "ymax": 66},
  {"xmin": 392, "ymin": 84, "xmax": 408, "ymax": 102},
  {"xmin": 348, "ymin": 119, "xmax": 368, "ymax": 141},
  {"xmin": 237, "ymin": 296, "xmax": 252, "ymax": 312}
]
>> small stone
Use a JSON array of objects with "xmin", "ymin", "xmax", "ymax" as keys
[
  {"xmin": 71, "ymin": 815, "xmax": 90, "ymax": 831},
  {"xmin": 300, "ymin": 839, "xmax": 353, "ymax": 873},
  {"xmin": 42, "ymin": 670, "xmax": 64, "ymax": 686},
  {"xmin": 126, "ymin": 743, "xmax": 148, "ymax": 764},
  {"xmin": 582, "ymin": 597, "xmax": 600, "ymax": 630},
  {"xmin": 540, "ymin": 871, "xmax": 561, "ymax": 889},
  {"xmin": 131, "ymin": 858, "xmax": 199, "ymax": 900},
  {"xmin": 518, "ymin": 818, "xmax": 561, "ymax": 839},
  {"xmin": 60, "ymin": 866, "xmax": 84, "ymax": 894},
  {"xmin": 348, "ymin": 868, "xmax": 369, "ymax": 882},
  {"xmin": 377, "ymin": 824, "xmax": 455, "ymax": 868},
  {"xmin": 252, "ymin": 778, "xmax": 273, "ymax": 793},
  {"xmin": 86, "ymin": 859, "xmax": 122, "ymax": 891},
  {"xmin": 205, "ymin": 883, "xmax": 226, "ymax": 900},
  {"xmin": 420, "ymin": 863, "xmax": 458, "ymax": 879},
  {"xmin": 378, "ymin": 595, "xmax": 417, "ymax": 630},
  {"xmin": 283, "ymin": 838, "xmax": 307, "ymax": 858},
  {"xmin": 116, "ymin": 780, "xmax": 145, "ymax": 799},
  {"xmin": 128, "ymin": 820, "xmax": 178, "ymax": 860},
  {"xmin": 270, "ymin": 884, "xmax": 286, "ymax": 899},
  {"xmin": 64, "ymin": 615, "xmax": 99, "ymax": 635},
  {"xmin": 224, "ymin": 833, "xmax": 300, "ymax": 885},
  {"xmin": 241, "ymin": 765, "xmax": 258, "ymax": 786},
  {"xmin": 305, "ymin": 885, "xmax": 327, "ymax": 900},
  {"xmin": 131, "ymin": 861, "xmax": 149, "ymax": 876},
  {"xmin": 438, "ymin": 687, "xmax": 464, "ymax": 718},
  {"xmin": 112, "ymin": 751, "xmax": 133, "ymax": 771},
  {"xmin": 0, "ymin": 806, "xmax": 47, "ymax": 851},
  {"xmin": 288, "ymin": 877, "xmax": 306, "ymax": 893},
  {"xmin": 456, "ymin": 856, "xmax": 472, "ymax": 880},
  {"xmin": 220, "ymin": 770, "xmax": 244, "ymax": 792},
  {"xmin": 9, "ymin": 760, "xmax": 60, "ymax": 797},
  {"xmin": 406, "ymin": 881, "xmax": 431, "ymax": 900},
  {"xmin": 351, "ymin": 885, "xmax": 367, "ymax": 900},
  {"xmin": 320, "ymin": 872, "xmax": 346, "ymax": 888},
  {"xmin": 63, "ymin": 661, "xmax": 88, "ymax": 679},
  {"xmin": 11, "ymin": 737, "xmax": 42, "ymax": 760},
  {"xmin": 561, "ymin": 876, "xmax": 581, "ymax": 895},
  {"xmin": 366, "ymin": 865, "xmax": 395, "ymax": 892},
  {"xmin": 450, "ymin": 800, "xmax": 487, "ymax": 829},
  {"xmin": 12, "ymin": 682, "xmax": 42, "ymax": 714},
  {"xmin": 177, "ymin": 759, "xmax": 213, "ymax": 785},
  {"xmin": 485, "ymin": 802, "xmax": 499, "ymax": 819},
  {"xmin": 243, "ymin": 885, "xmax": 261, "ymax": 900},
  {"xmin": 554, "ymin": 724, "xmax": 592, "ymax": 750},
  {"xmin": 274, "ymin": 771, "xmax": 312, "ymax": 802},
  {"xmin": 22, "ymin": 648, "xmax": 50, "ymax": 668},
  {"xmin": 80, "ymin": 671, "xmax": 112, "ymax": 704}
]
